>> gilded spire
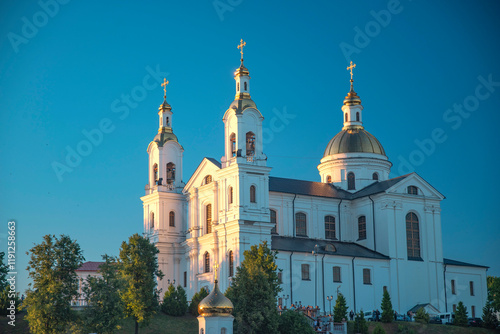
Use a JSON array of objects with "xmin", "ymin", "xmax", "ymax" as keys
[
  {"xmin": 159, "ymin": 78, "xmax": 171, "ymax": 109},
  {"xmin": 344, "ymin": 61, "xmax": 361, "ymax": 106},
  {"xmin": 237, "ymin": 39, "xmax": 246, "ymax": 65},
  {"xmin": 235, "ymin": 39, "xmax": 250, "ymax": 77}
]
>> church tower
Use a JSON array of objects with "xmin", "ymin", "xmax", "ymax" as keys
[
  {"xmin": 141, "ymin": 80, "xmax": 186, "ymax": 296},
  {"xmin": 318, "ymin": 62, "xmax": 392, "ymax": 191}
]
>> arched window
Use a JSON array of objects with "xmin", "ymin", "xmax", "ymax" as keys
[
  {"xmin": 345, "ymin": 113, "xmax": 348, "ymax": 122},
  {"xmin": 230, "ymin": 133, "xmax": 236, "ymax": 157},
  {"xmin": 150, "ymin": 212, "xmax": 155, "ymax": 229},
  {"xmin": 228, "ymin": 186, "xmax": 233, "ymax": 204},
  {"xmin": 206, "ymin": 204, "xmax": 212, "ymax": 234},
  {"xmin": 169, "ymin": 211, "xmax": 175, "ymax": 227},
  {"xmin": 296, "ymin": 212, "xmax": 307, "ymax": 237},
  {"xmin": 325, "ymin": 215, "xmax": 336, "ymax": 240},
  {"xmin": 372, "ymin": 172, "xmax": 379, "ymax": 181},
  {"xmin": 200, "ymin": 329, "xmax": 204, "ymax": 334},
  {"xmin": 270, "ymin": 209, "xmax": 277, "ymax": 234},
  {"xmin": 358, "ymin": 216, "xmax": 366, "ymax": 240},
  {"xmin": 244, "ymin": 81, "xmax": 247, "ymax": 91},
  {"xmin": 204, "ymin": 175, "xmax": 212, "ymax": 184},
  {"xmin": 204, "ymin": 252, "xmax": 210, "ymax": 273},
  {"xmin": 246, "ymin": 132, "xmax": 255, "ymax": 156},
  {"xmin": 356, "ymin": 112, "xmax": 360, "ymax": 121},
  {"xmin": 406, "ymin": 212, "xmax": 420, "ymax": 259},
  {"xmin": 250, "ymin": 185, "xmax": 256, "ymax": 203},
  {"xmin": 228, "ymin": 251, "xmax": 234, "ymax": 277},
  {"xmin": 221, "ymin": 328, "xmax": 227, "ymax": 334},
  {"xmin": 347, "ymin": 172, "xmax": 355, "ymax": 190},
  {"xmin": 166, "ymin": 162, "xmax": 175, "ymax": 184},
  {"xmin": 153, "ymin": 164, "xmax": 158, "ymax": 182},
  {"xmin": 407, "ymin": 186, "xmax": 418, "ymax": 195},
  {"xmin": 166, "ymin": 116, "xmax": 170, "ymax": 126},
  {"xmin": 326, "ymin": 175, "xmax": 332, "ymax": 183},
  {"xmin": 333, "ymin": 266, "xmax": 341, "ymax": 282}
]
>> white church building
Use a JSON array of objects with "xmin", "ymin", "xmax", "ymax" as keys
[{"xmin": 140, "ymin": 43, "xmax": 488, "ymax": 317}]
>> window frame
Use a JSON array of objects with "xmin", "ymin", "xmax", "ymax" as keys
[
  {"xmin": 363, "ymin": 268, "xmax": 371, "ymax": 285},
  {"xmin": 228, "ymin": 251, "xmax": 234, "ymax": 277},
  {"xmin": 206, "ymin": 204, "xmax": 212, "ymax": 234},
  {"xmin": 358, "ymin": 216, "xmax": 366, "ymax": 240},
  {"xmin": 166, "ymin": 162, "xmax": 175, "ymax": 184},
  {"xmin": 347, "ymin": 172, "xmax": 355, "ymax": 190},
  {"xmin": 250, "ymin": 185, "xmax": 256, "ymax": 203},
  {"xmin": 451, "ymin": 279, "xmax": 456, "ymax": 295},
  {"xmin": 470, "ymin": 281, "xmax": 474, "ymax": 296},
  {"xmin": 325, "ymin": 215, "xmax": 336, "ymax": 240},
  {"xmin": 246, "ymin": 132, "xmax": 255, "ymax": 156},
  {"xmin": 295, "ymin": 212, "xmax": 307, "ymax": 237},
  {"xmin": 372, "ymin": 172, "xmax": 379, "ymax": 181},
  {"xmin": 407, "ymin": 186, "xmax": 419, "ymax": 195},
  {"xmin": 406, "ymin": 212, "xmax": 421, "ymax": 260},
  {"xmin": 270, "ymin": 209, "xmax": 277, "ymax": 234},
  {"xmin": 169, "ymin": 211, "xmax": 175, "ymax": 227},
  {"xmin": 228, "ymin": 186, "xmax": 233, "ymax": 205},
  {"xmin": 204, "ymin": 252, "xmax": 210, "ymax": 273},
  {"xmin": 301, "ymin": 263, "xmax": 310, "ymax": 280},
  {"xmin": 333, "ymin": 266, "xmax": 341, "ymax": 283}
]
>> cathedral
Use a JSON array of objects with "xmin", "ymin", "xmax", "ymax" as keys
[{"xmin": 140, "ymin": 41, "xmax": 488, "ymax": 317}]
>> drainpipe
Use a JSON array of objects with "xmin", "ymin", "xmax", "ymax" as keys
[
  {"xmin": 337, "ymin": 199, "xmax": 343, "ymax": 241},
  {"xmin": 322, "ymin": 253, "xmax": 326, "ymax": 314},
  {"xmin": 292, "ymin": 194, "xmax": 297, "ymax": 237},
  {"xmin": 352, "ymin": 256, "xmax": 357, "ymax": 312},
  {"xmin": 443, "ymin": 264, "xmax": 448, "ymax": 312},
  {"xmin": 369, "ymin": 195, "xmax": 376, "ymax": 252},
  {"xmin": 290, "ymin": 251, "xmax": 294, "ymax": 303}
]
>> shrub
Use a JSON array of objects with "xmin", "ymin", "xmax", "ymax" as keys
[
  {"xmin": 354, "ymin": 311, "xmax": 368, "ymax": 334},
  {"xmin": 189, "ymin": 287, "xmax": 209, "ymax": 316},
  {"xmin": 373, "ymin": 323, "xmax": 386, "ymax": 334},
  {"xmin": 278, "ymin": 310, "xmax": 315, "ymax": 334},
  {"xmin": 414, "ymin": 308, "xmax": 429, "ymax": 324},
  {"xmin": 380, "ymin": 289, "xmax": 393, "ymax": 323},
  {"xmin": 161, "ymin": 285, "xmax": 188, "ymax": 316},
  {"xmin": 453, "ymin": 301, "xmax": 468, "ymax": 327}
]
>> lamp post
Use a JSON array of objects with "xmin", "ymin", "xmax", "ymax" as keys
[
  {"xmin": 283, "ymin": 294, "xmax": 289, "ymax": 308},
  {"xmin": 327, "ymin": 295, "xmax": 333, "ymax": 316},
  {"xmin": 312, "ymin": 244, "xmax": 319, "ymax": 309},
  {"xmin": 336, "ymin": 285, "xmax": 341, "ymax": 297}
]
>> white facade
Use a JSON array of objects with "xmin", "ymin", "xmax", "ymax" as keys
[{"xmin": 141, "ymin": 57, "xmax": 488, "ymax": 316}]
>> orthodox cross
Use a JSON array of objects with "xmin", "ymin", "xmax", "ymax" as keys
[
  {"xmin": 237, "ymin": 39, "xmax": 246, "ymax": 60},
  {"xmin": 214, "ymin": 262, "xmax": 219, "ymax": 281},
  {"xmin": 347, "ymin": 61, "xmax": 356, "ymax": 81},
  {"xmin": 161, "ymin": 78, "xmax": 169, "ymax": 99}
]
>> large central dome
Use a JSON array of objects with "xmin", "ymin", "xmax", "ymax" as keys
[{"xmin": 323, "ymin": 127, "xmax": 385, "ymax": 157}]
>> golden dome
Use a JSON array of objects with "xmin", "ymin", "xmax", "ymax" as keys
[
  {"xmin": 198, "ymin": 280, "xmax": 233, "ymax": 317},
  {"xmin": 235, "ymin": 62, "xmax": 250, "ymax": 77},
  {"xmin": 324, "ymin": 127, "xmax": 385, "ymax": 156},
  {"xmin": 343, "ymin": 80, "xmax": 361, "ymax": 106}
]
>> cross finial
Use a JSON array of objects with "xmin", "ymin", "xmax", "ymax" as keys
[
  {"xmin": 237, "ymin": 39, "xmax": 246, "ymax": 62},
  {"xmin": 213, "ymin": 262, "xmax": 219, "ymax": 281},
  {"xmin": 161, "ymin": 78, "xmax": 169, "ymax": 100},
  {"xmin": 347, "ymin": 61, "xmax": 356, "ymax": 81}
]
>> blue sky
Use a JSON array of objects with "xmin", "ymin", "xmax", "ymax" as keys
[{"xmin": 1, "ymin": 0, "xmax": 499, "ymax": 293}]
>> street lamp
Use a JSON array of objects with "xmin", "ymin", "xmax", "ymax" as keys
[
  {"xmin": 312, "ymin": 244, "xmax": 319, "ymax": 308},
  {"xmin": 326, "ymin": 295, "xmax": 333, "ymax": 316},
  {"xmin": 336, "ymin": 285, "xmax": 341, "ymax": 297},
  {"xmin": 283, "ymin": 294, "xmax": 289, "ymax": 308}
]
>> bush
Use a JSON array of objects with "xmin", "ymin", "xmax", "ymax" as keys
[
  {"xmin": 373, "ymin": 323, "xmax": 386, "ymax": 334},
  {"xmin": 414, "ymin": 308, "xmax": 429, "ymax": 324},
  {"xmin": 453, "ymin": 301, "xmax": 468, "ymax": 327},
  {"xmin": 278, "ymin": 310, "xmax": 315, "ymax": 334},
  {"xmin": 380, "ymin": 289, "xmax": 393, "ymax": 323},
  {"xmin": 0, "ymin": 287, "xmax": 21, "ymax": 315},
  {"xmin": 354, "ymin": 311, "xmax": 368, "ymax": 334},
  {"xmin": 333, "ymin": 293, "xmax": 348, "ymax": 323},
  {"xmin": 396, "ymin": 325, "xmax": 415, "ymax": 334},
  {"xmin": 482, "ymin": 300, "xmax": 499, "ymax": 329},
  {"xmin": 161, "ymin": 285, "xmax": 188, "ymax": 316},
  {"xmin": 189, "ymin": 287, "xmax": 209, "ymax": 316}
]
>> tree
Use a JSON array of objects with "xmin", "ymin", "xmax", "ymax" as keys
[
  {"xmin": 161, "ymin": 284, "xmax": 188, "ymax": 316},
  {"xmin": 487, "ymin": 276, "xmax": 500, "ymax": 312},
  {"xmin": 482, "ymin": 298, "xmax": 499, "ymax": 329},
  {"xmin": 354, "ymin": 311, "xmax": 368, "ymax": 334},
  {"xmin": 189, "ymin": 287, "xmax": 209, "ymax": 316},
  {"xmin": 0, "ymin": 252, "xmax": 8, "ymax": 291},
  {"xmin": 0, "ymin": 251, "xmax": 21, "ymax": 316},
  {"xmin": 119, "ymin": 234, "xmax": 164, "ymax": 334},
  {"xmin": 380, "ymin": 289, "xmax": 394, "ymax": 323},
  {"xmin": 333, "ymin": 293, "xmax": 348, "ymax": 323},
  {"xmin": 453, "ymin": 301, "xmax": 468, "ymax": 327},
  {"xmin": 23, "ymin": 234, "xmax": 85, "ymax": 334},
  {"xmin": 277, "ymin": 310, "xmax": 315, "ymax": 334},
  {"xmin": 414, "ymin": 308, "xmax": 429, "ymax": 324},
  {"xmin": 225, "ymin": 241, "xmax": 282, "ymax": 334},
  {"xmin": 82, "ymin": 255, "xmax": 124, "ymax": 334},
  {"xmin": 373, "ymin": 323, "xmax": 386, "ymax": 334}
]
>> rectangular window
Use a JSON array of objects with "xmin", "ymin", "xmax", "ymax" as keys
[
  {"xmin": 358, "ymin": 216, "xmax": 367, "ymax": 240},
  {"xmin": 183, "ymin": 271, "xmax": 187, "ymax": 288},
  {"xmin": 453, "ymin": 304, "xmax": 457, "ymax": 312},
  {"xmin": 470, "ymin": 281, "xmax": 474, "ymax": 296},
  {"xmin": 451, "ymin": 279, "xmax": 456, "ymax": 295},
  {"xmin": 363, "ymin": 268, "xmax": 371, "ymax": 284},
  {"xmin": 301, "ymin": 264, "xmax": 310, "ymax": 280},
  {"xmin": 278, "ymin": 272, "xmax": 282, "ymax": 284},
  {"xmin": 325, "ymin": 216, "xmax": 336, "ymax": 240},
  {"xmin": 278, "ymin": 297, "xmax": 283, "ymax": 307},
  {"xmin": 270, "ymin": 210, "xmax": 277, "ymax": 234},
  {"xmin": 471, "ymin": 305, "xmax": 475, "ymax": 318},
  {"xmin": 333, "ymin": 266, "xmax": 341, "ymax": 283}
]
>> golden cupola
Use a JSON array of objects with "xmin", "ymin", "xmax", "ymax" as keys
[{"xmin": 198, "ymin": 280, "xmax": 234, "ymax": 317}]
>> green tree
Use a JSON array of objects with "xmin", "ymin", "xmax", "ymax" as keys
[
  {"xmin": 482, "ymin": 298, "xmax": 499, "ymax": 329},
  {"xmin": 119, "ymin": 233, "xmax": 164, "ymax": 334},
  {"xmin": 189, "ymin": 287, "xmax": 209, "ymax": 316},
  {"xmin": 373, "ymin": 323, "xmax": 386, "ymax": 334},
  {"xmin": 225, "ymin": 241, "xmax": 282, "ymax": 334},
  {"xmin": 354, "ymin": 311, "xmax": 368, "ymax": 334},
  {"xmin": 82, "ymin": 255, "xmax": 124, "ymax": 334},
  {"xmin": 453, "ymin": 301, "xmax": 468, "ymax": 326},
  {"xmin": 23, "ymin": 234, "xmax": 85, "ymax": 334},
  {"xmin": 0, "ymin": 251, "xmax": 21, "ymax": 316},
  {"xmin": 380, "ymin": 289, "xmax": 394, "ymax": 323},
  {"xmin": 333, "ymin": 293, "xmax": 348, "ymax": 323},
  {"xmin": 277, "ymin": 310, "xmax": 315, "ymax": 334},
  {"xmin": 161, "ymin": 284, "xmax": 188, "ymax": 316},
  {"xmin": 414, "ymin": 308, "xmax": 429, "ymax": 324},
  {"xmin": 487, "ymin": 276, "xmax": 500, "ymax": 312},
  {"xmin": 0, "ymin": 252, "xmax": 9, "ymax": 290}
]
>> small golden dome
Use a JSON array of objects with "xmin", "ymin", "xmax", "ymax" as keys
[
  {"xmin": 198, "ymin": 280, "xmax": 233, "ymax": 317},
  {"xmin": 343, "ymin": 80, "xmax": 361, "ymax": 106},
  {"xmin": 324, "ymin": 127, "xmax": 385, "ymax": 156},
  {"xmin": 235, "ymin": 62, "xmax": 250, "ymax": 77}
]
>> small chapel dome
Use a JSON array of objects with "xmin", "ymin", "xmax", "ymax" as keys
[
  {"xmin": 153, "ymin": 131, "xmax": 179, "ymax": 147},
  {"xmin": 198, "ymin": 280, "xmax": 234, "ymax": 317},
  {"xmin": 323, "ymin": 127, "xmax": 386, "ymax": 157}
]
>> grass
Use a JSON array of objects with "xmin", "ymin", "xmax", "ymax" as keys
[{"xmin": 364, "ymin": 321, "xmax": 500, "ymax": 334}]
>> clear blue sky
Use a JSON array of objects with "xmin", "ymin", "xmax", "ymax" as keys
[{"xmin": 1, "ymin": 0, "xmax": 499, "ymax": 293}]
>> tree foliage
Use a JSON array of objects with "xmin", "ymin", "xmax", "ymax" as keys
[
  {"xmin": 373, "ymin": 323, "xmax": 386, "ymax": 334},
  {"xmin": 453, "ymin": 301, "xmax": 468, "ymax": 327},
  {"xmin": 82, "ymin": 255, "xmax": 124, "ymax": 334},
  {"xmin": 23, "ymin": 234, "xmax": 85, "ymax": 334},
  {"xmin": 333, "ymin": 293, "xmax": 348, "ymax": 323},
  {"xmin": 161, "ymin": 284, "xmax": 188, "ymax": 316},
  {"xmin": 482, "ymin": 298, "xmax": 499, "ymax": 329},
  {"xmin": 354, "ymin": 311, "xmax": 368, "ymax": 334},
  {"xmin": 0, "ymin": 251, "xmax": 8, "ymax": 291},
  {"xmin": 225, "ymin": 241, "xmax": 282, "ymax": 334},
  {"xmin": 380, "ymin": 289, "xmax": 394, "ymax": 323},
  {"xmin": 189, "ymin": 288, "xmax": 209, "ymax": 316},
  {"xmin": 414, "ymin": 308, "xmax": 429, "ymax": 324},
  {"xmin": 277, "ymin": 310, "xmax": 315, "ymax": 334},
  {"xmin": 119, "ymin": 233, "xmax": 164, "ymax": 334},
  {"xmin": 487, "ymin": 276, "xmax": 500, "ymax": 313}
]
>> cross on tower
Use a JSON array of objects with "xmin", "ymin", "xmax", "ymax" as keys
[
  {"xmin": 347, "ymin": 61, "xmax": 356, "ymax": 81},
  {"xmin": 237, "ymin": 39, "xmax": 246, "ymax": 61},
  {"xmin": 161, "ymin": 78, "xmax": 169, "ymax": 99},
  {"xmin": 213, "ymin": 262, "xmax": 219, "ymax": 281}
]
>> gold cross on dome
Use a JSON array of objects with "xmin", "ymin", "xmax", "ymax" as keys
[
  {"xmin": 214, "ymin": 262, "xmax": 219, "ymax": 281},
  {"xmin": 347, "ymin": 61, "xmax": 356, "ymax": 80},
  {"xmin": 161, "ymin": 78, "xmax": 169, "ymax": 98},
  {"xmin": 237, "ymin": 39, "xmax": 246, "ymax": 60}
]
